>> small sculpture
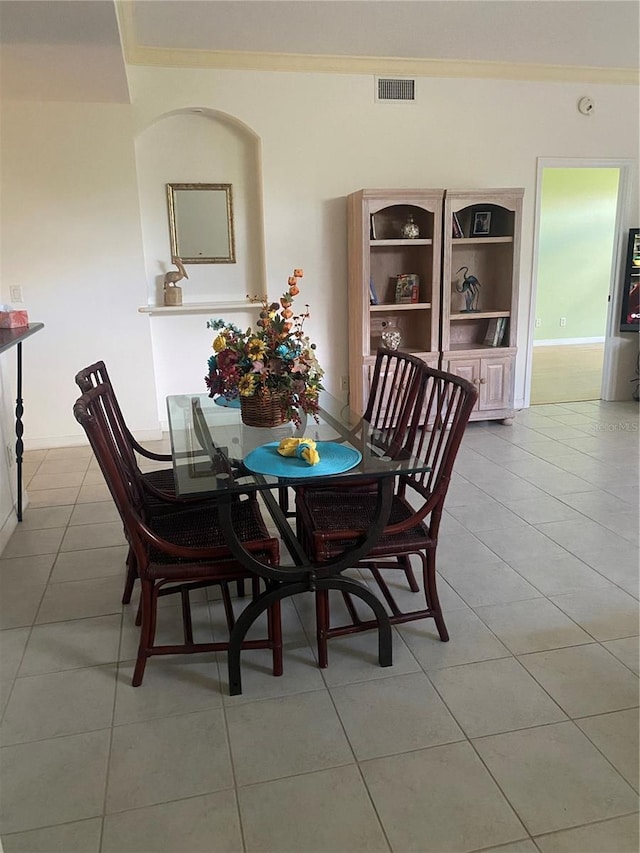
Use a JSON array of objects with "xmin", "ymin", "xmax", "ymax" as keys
[
  {"xmin": 455, "ymin": 266, "xmax": 481, "ymax": 312},
  {"xmin": 163, "ymin": 257, "xmax": 188, "ymax": 306}
]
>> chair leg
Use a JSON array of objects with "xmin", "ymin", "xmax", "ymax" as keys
[
  {"xmin": 220, "ymin": 582, "xmax": 236, "ymax": 631},
  {"xmin": 267, "ymin": 597, "xmax": 283, "ymax": 676},
  {"xmin": 424, "ymin": 550, "xmax": 449, "ymax": 642},
  {"xmin": 400, "ymin": 555, "xmax": 420, "ymax": 593},
  {"xmin": 133, "ymin": 579, "xmax": 157, "ymax": 686},
  {"xmin": 181, "ymin": 587, "xmax": 194, "ymax": 645},
  {"xmin": 315, "ymin": 589, "xmax": 330, "ymax": 668},
  {"xmin": 122, "ymin": 551, "xmax": 137, "ymax": 604},
  {"xmin": 236, "ymin": 579, "xmax": 246, "ymax": 598}
]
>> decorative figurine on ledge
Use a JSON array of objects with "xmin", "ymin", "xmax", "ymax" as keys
[
  {"xmin": 163, "ymin": 257, "xmax": 188, "ymax": 306},
  {"xmin": 456, "ymin": 266, "xmax": 481, "ymax": 312}
]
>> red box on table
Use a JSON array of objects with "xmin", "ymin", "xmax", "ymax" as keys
[{"xmin": 0, "ymin": 310, "xmax": 29, "ymax": 328}]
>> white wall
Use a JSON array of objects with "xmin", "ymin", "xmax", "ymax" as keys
[
  {"xmin": 0, "ymin": 67, "xmax": 638, "ymax": 459},
  {"xmin": 129, "ymin": 66, "xmax": 639, "ymax": 413},
  {"xmin": 0, "ymin": 357, "xmax": 18, "ymax": 551},
  {"xmin": 0, "ymin": 101, "xmax": 159, "ymax": 447}
]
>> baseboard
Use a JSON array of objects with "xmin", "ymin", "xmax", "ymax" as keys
[
  {"xmin": 533, "ymin": 337, "xmax": 605, "ymax": 347},
  {"xmin": 24, "ymin": 429, "xmax": 164, "ymax": 452}
]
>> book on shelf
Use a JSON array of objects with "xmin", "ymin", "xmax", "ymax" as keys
[
  {"xmin": 369, "ymin": 278, "xmax": 379, "ymax": 305},
  {"xmin": 483, "ymin": 317, "xmax": 508, "ymax": 347},
  {"xmin": 394, "ymin": 274, "xmax": 419, "ymax": 304},
  {"xmin": 452, "ymin": 212, "xmax": 464, "ymax": 239}
]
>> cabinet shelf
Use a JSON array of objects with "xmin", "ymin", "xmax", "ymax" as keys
[
  {"xmin": 371, "ymin": 239, "xmax": 433, "ymax": 247},
  {"xmin": 447, "ymin": 342, "xmax": 515, "ymax": 353},
  {"xmin": 451, "ymin": 236, "xmax": 513, "ymax": 245},
  {"xmin": 450, "ymin": 311, "xmax": 510, "ymax": 320},
  {"xmin": 371, "ymin": 302, "xmax": 432, "ymax": 311}
]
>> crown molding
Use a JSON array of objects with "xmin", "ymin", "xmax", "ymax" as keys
[{"xmin": 116, "ymin": 3, "xmax": 638, "ymax": 86}]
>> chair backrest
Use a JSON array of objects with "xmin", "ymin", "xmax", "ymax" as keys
[
  {"xmin": 399, "ymin": 363, "xmax": 477, "ymax": 533},
  {"xmin": 75, "ymin": 360, "xmax": 150, "ymax": 475},
  {"xmin": 364, "ymin": 349, "xmax": 427, "ymax": 454},
  {"xmin": 73, "ymin": 383, "xmax": 148, "ymax": 522}
]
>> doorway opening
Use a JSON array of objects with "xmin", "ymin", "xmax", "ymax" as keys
[{"xmin": 528, "ymin": 164, "xmax": 622, "ymax": 405}]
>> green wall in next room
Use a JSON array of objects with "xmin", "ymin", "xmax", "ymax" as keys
[{"xmin": 534, "ymin": 167, "xmax": 620, "ymax": 343}]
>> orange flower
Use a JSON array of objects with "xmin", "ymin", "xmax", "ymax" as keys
[{"xmin": 293, "ymin": 269, "xmax": 304, "ymax": 278}]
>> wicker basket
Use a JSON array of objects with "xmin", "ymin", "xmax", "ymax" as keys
[{"xmin": 240, "ymin": 390, "xmax": 288, "ymax": 427}]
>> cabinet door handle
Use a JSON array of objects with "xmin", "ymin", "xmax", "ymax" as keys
[
  {"xmin": 473, "ymin": 378, "xmax": 480, "ymax": 385},
  {"xmin": 480, "ymin": 378, "xmax": 487, "ymax": 384}
]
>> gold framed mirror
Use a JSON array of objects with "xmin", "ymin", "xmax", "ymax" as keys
[{"xmin": 166, "ymin": 183, "xmax": 236, "ymax": 264}]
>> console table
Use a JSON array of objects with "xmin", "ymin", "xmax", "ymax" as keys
[{"xmin": 0, "ymin": 323, "xmax": 44, "ymax": 521}]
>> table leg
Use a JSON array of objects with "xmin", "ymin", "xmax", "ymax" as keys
[
  {"xmin": 14, "ymin": 341, "xmax": 24, "ymax": 522},
  {"xmin": 217, "ymin": 476, "xmax": 395, "ymax": 695},
  {"xmin": 227, "ymin": 577, "xmax": 392, "ymax": 695}
]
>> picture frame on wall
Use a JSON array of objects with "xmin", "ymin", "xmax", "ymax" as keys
[{"xmin": 472, "ymin": 211, "xmax": 491, "ymax": 236}]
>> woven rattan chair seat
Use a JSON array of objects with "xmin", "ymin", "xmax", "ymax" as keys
[
  {"xmin": 147, "ymin": 499, "xmax": 274, "ymax": 570},
  {"xmin": 299, "ymin": 490, "xmax": 430, "ymax": 558},
  {"xmin": 143, "ymin": 468, "xmax": 176, "ymax": 492}
]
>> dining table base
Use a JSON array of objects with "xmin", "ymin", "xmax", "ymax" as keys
[{"xmin": 227, "ymin": 576, "xmax": 393, "ymax": 695}]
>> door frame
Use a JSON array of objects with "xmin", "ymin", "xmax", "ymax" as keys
[{"xmin": 523, "ymin": 157, "xmax": 635, "ymax": 407}]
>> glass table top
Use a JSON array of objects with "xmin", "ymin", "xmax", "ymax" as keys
[{"xmin": 166, "ymin": 391, "xmax": 429, "ymax": 497}]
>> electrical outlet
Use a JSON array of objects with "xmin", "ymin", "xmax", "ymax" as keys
[
  {"xmin": 340, "ymin": 375, "xmax": 349, "ymax": 392},
  {"xmin": 560, "ymin": 317, "xmax": 567, "ymax": 327},
  {"xmin": 9, "ymin": 285, "xmax": 23, "ymax": 303},
  {"xmin": 535, "ymin": 319, "xmax": 542, "ymax": 328}
]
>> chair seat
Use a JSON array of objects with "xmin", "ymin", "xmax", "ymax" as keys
[
  {"xmin": 296, "ymin": 489, "xmax": 431, "ymax": 561},
  {"xmin": 143, "ymin": 467, "xmax": 176, "ymax": 492},
  {"xmin": 146, "ymin": 499, "xmax": 277, "ymax": 578}
]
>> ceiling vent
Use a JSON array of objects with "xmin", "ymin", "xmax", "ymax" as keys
[{"xmin": 376, "ymin": 77, "xmax": 416, "ymax": 103}]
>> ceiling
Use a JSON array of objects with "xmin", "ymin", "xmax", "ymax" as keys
[{"xmin": 0, "ymin": 0, "xmax": 638, "ymax": 102}]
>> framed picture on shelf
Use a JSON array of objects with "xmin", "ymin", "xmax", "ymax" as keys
[
  {"xmin": 471, "ymin": 211, "xmax": 491, "ymax": 236},
  {"xmin": 395, "ymin": 274, "xmax": 419, "ymax": 304}
]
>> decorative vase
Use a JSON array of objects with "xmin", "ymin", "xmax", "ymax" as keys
[
  {"xmin": 401, "ymin": 214, "xmax": 420, "ymax": 239},
  {"xmin": 239, "ymin": 390, "xmax": 288, "ymax": 427},
  {"xmin": 381, "ymin": 329, "xmax": 402, "ymax": 351}
]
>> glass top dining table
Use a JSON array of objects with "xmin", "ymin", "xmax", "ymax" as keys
[
  {"xmin": 165, "ymin": 390, "xmax": 425, "ymax": 694},
  {"xmin": 166, "ymin": 391, "xmax": 430, "ymax": 498}
]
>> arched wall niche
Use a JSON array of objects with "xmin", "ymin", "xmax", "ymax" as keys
[{"xmin": 135, "ymin": 107, "xmax": 266, "ymax": 305}]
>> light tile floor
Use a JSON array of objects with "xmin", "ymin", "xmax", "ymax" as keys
[{"xmin": 0, "ymin": 400, "xmax": 638, "ymax": 853}]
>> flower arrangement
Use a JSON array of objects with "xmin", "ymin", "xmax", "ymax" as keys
[{"xmin": 205, "ymin": 269, "xmax": 324, "ymax": 426}]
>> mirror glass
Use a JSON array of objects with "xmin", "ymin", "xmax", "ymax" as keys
[{"xmin": 166, "ymin": 183, "xmax": 235, "ymax": 263}]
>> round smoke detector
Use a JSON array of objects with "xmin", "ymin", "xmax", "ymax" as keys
[{"xmin": 578, "ymin": 97, "xmax": 595, "ymax": 116}]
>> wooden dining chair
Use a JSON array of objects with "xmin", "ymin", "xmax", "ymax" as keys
[
  {"xmin": 75, "ymin": 360, "xmax": 247, "ymax": 606},
  {"xmin": 73, "ymin": 383, "xmax": 283, "ymax": 688},
  {"xmin": 294, "ymin": 348, "xmax": 429, "ymax": 596},
  {"xmin": 295, "ymin": 363, "xmax": 477, "ymax": 667}
]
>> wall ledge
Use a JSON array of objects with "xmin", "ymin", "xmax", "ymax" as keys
[{"xmin": 138, "ymin": 301, "xmax": 263, "ymax": 316}]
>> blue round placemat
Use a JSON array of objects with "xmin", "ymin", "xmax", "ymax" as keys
[
  {"xmin": 214, "ymin": 396, "xmax": 241, "ymax": 409},
  {"xmin": 243, "ymin": 441, "xmax": 362, "ymax": 478}
]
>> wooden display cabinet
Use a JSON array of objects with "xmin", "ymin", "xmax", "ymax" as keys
[
  {"xmin": 442, "ymin": 188, "xmax": 523, "ymax": 423},
  {"xmin": 347, "ymin": 189, "xmax": 443, "ymax": 414},
  {"xmin": 347, "ymin": 187, "xmax": 523, "ymax": 424}
]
